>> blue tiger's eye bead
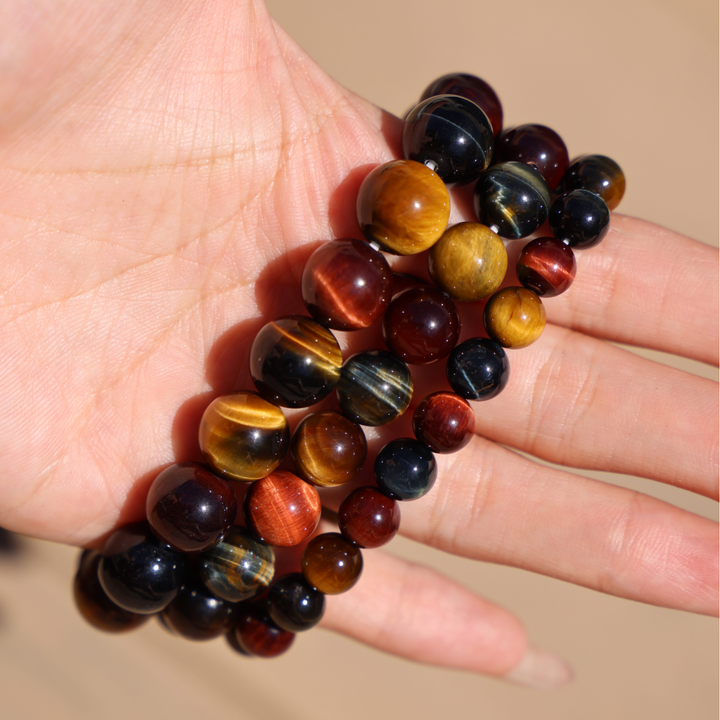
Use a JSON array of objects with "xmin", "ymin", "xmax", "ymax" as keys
[
  {"xmin": 549, "ymin": 189, "xmax": 610, "ymax": 249},
  {"xmin": 161, "ymin": 581, "xmax": 237, "ymax": 641},
  {"xmin": 336, "ymin": 350, "xmax": 413, "ymax": 426},
  {"xmin": 374, "ymin": 438, "xmax": 437, "ymax": 501},
  {"xmin": 474, "ymin": 161, "xmax": 551, "ymax": 239},
  {"xmin": 446, "ymin": 337, "xmax": 509, "ymax": 400},
  {"xmin": 403, "ymin": 95, "xmax": 494, "ymax": 186},
  {"xmin": 267, "ymin": 573, "xmax": 325, "ymax": 632}
]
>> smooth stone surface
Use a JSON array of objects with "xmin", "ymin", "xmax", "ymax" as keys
[
  {"xmin": 250, "ymin": 315, "xmax": 342, "ymax": 408},
  {"xmin": 356, "ymin": 159, "xmax": 450, "ymax": 255},
  {"xmin": 302, "ymin": 238, "xmax": 393, "ymax": 330},
  {"xmin": 446, "ymin": 337, "xmax": 509, "ymax": 400},
  {"xmin": 336, "ymin": 350, "xmax": 413, "ymax": 426},
  {"xmin": 484, "ymin": 287, "xmax": 546, "ymax": 348},
  {"xmin": 301, "ymin": 533, "xmax": 363, "ymax": 595},
  {"xmin": 200, "ymin": 526, "xmax": 275, "ymax": 603},
  {"xmin": 382, "ymin": 286, "xmax": 460, "ymax": 365},
  {"xmin": 474, "ymin": 161, "xmax": 551, "ymax": 239},
  {"xmin": 161, "ymin": 581, "xmax": 237, "ymax": 641},
  {"xmin": 374, "ymin": 438, "xmax": 437, "ymax": 501},
  {"xmin": 199, "ymin": 391, "xmax": 289, "ymax": 482},
  {"xmin": 428, "ymin": 222, "xmax": 507, "ymax": 301},
  {"xmin": 549, "ymin": 189, "xmax": 610, "ymax": 249},
  {"xmin": 562, "ymin": 154, "xmax": 625, "ymax": 210},
  {"xmin": 412, "ymin": 391, "xmax": 476, "ymax": 453},
  {"xmin": 517, "ymin": 236, "xmax": 576, "ymax": 297},
  {"xmin": 338, "ymin": 486, "xmax": 401, "ymax": 549},
  {"xmin": 234, "ymin": 605, "xmax": 295, "ymax": 658},
  {"xmin": 146, "ymin": 462, "xmax": 237, "ymax": 553},
  {"xmin": 267, "ymin": 573, "xmax": 325, "ymax": 632},
  {"xmin": 403, "ymin": 95, "xmax": 494, "ymax": 185},
  {"xmin": 291, "ymin": 411, "xmax": 367, "ymax": 487},
  {"xmin": 243, "ymin": 469, "xmax": 321, "ymax": 546}
]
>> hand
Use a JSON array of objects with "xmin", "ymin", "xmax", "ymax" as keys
[{"xmin": 0, "ymin": 0, "xmax": 716, "ymax": 685}]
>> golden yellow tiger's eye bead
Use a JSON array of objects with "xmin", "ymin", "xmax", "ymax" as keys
[
  {"xmin": 356, "ymin": 160, "xmax": 450, "ymax": 255},
  {"xmin": 484, "ymin": 287, "xmax": 546, "ymax": 349},
  {"xmin": 428, "ymin": 222, "xmax": 507, "ymax": 301},
  {"xmin": 199, "ymin": 391, "xmax": 289, "ymax": 481}
]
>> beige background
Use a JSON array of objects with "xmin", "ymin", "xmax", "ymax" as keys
[{"xmin": 0, "ymin": 0, "xmax": 717, "ymax": 718}]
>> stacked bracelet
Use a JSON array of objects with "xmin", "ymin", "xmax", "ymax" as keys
[{"xmin": 73, "ymin": 72, "xmax": 625, "ymax": 658}]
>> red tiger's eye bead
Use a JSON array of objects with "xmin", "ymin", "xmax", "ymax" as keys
[
  {"xmin": 412, "ymin": 391, "xmax": 476, "ymax": 453},
  {"xmin": 234, "ymin": 605, "xmax": 295, "ymax": 658},
  {"xmin": 338, "ymin": 487, "xmax": 400, "ymax": 549},
  {"xmin": 517, "ymin": 237, "xmax": 576, "ymax": 297}
]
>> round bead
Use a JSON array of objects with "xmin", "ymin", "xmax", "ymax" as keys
[
  {"xmin": 74, "ymin": 551, "xmax": 149, "ymax": 633},
  {"xmin": 250, "ymin": 315, "xmax": 342, "ymax": 408},
  {"xmin": 517, "ymin": 237, "xmax": 576, "ymax": 297},
  {"xmin": 382, "ymin": 286, "xmax": 460, "ymax": 365},
  {"xmin": 98, "ymin": 524, "xmax": 189, "ymax": 614},
  {"xmin": 374, "ymin": 438, "xmax": 437, "ymax": 501},
  {"xmin": 446, "ymin": 338, "xmax": 509, "ymax": 400},
  {"xmin": 336, "ymin": 350, "xmax": 414, "ymax": 426},
  {"xmin": 243, "ymin": 469, "xmax": 321, "ymax": 546},
  {"xmin": 474, "ymin": 161, "xmax": 551, "ymax": 239},
  {"xmin": 549, "ymin": 189, "xmax": 611, "ymax": 249},
  {"xmin": 199, "ymin": 391, "xmax": 289, "ymax": 482},
  {"xmin": 234, "ymin": 605, "xmax": 295, "ymax": 658},
  {"xmin": 338, "ymin": 486, "xmax": 401, "ymax": 549},
  {"xmin": 267, "ymin": 573, "xmax": 325, "ymax": 632},
  {"xmin": 301, "ymin": 238, "xmax": 393, "ymax": 330},
  {"xmin": 493, "ymin": 124, "xmax": 569, "ymax": 190},
  {"xmin": 356, "ymin": 159, "xmax": 450, "ymax": 255},
  {"xmin": 301, "ymin": 533, "xmax": 363, "ymax": 595},
  {"xmin": 484, "ymin": 287, "xmax": 546, "ymax": 349},
  {"xmin": 420, "ymin": 73, "xmax": 503, "ymax": 137},
  {"xmin": 412, "ymin": 391, "xmax": 476, "ymax": 453},
  {"xmin": 428, "ymin": 222, "xmax": 507, "ymax": 301},
  {"xmin": 146, "ymin": 462, "xmax": 237, "ymax": 553},
  {"xmin": 562, "ymin": 154, "xmax": 625, "ymax": 210},
  {"xmin": 290, "ymin": 411, "xmax": 367, "ymax": 487},
  {"xmin": 200, "ymin": 526, "xmax": 275, "ymax": 603},
  {"xmin": 161, "ymin": 581, "xmax": 237, "ymax": 641},
  {"xmin": 403, "ymin": 95, "xmax": 494, "ymax": 186}
]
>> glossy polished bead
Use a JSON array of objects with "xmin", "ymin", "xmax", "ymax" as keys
[
  {"xmin": 374, "ymin": 438, "xmax": 437, "ymax": 501},
  {"xmin": 234, "ymin": 605, "xmax": 295, "ymax": 658},
  {"xmin": 338, "ymin": 486, "xmax": 400, "ymax": 549},
  {"xmin": 428, "ymin": 222, "xmax": 507, "ymax": 301},
  {"xmin": 267, "ymin": 573, "xmax": 325, "ymax": 632},
  {"xmin": 484, "ymin": 287, "xmax": 546, "ymax": 348},
  {"xmin": 420, "ymin": 73, "xmax": 503, "ymax": 137},
  {"xmin": 446, "ymin": 338, "xmax": 509, "ymax": 400},
  {"xmin": 301, "ymin": 238, "xmax": 393, "ymax": 330},
  {"xmin": 356, "ymin": 160, "xmax": 450, "ymax": 255},
  {"xmin": 98, "ymin": 524, "xmax": 189, "ymax": 614},
  {"xmin": 493, "ymin": 124, "xmax": 569, "ymax": 190},
  {"xmin": 382, "ymin": 287, "xmax": 460, "ymax": 365},
  {"xmin": 301, "ymin": 533, "xmax": 363, "ymax": 595},
  {"xmin": 517, "ymin": 237, "xmax": 576, "ymax": 297},
  {"xmin": 474, "ymin": 162, "xmax": 551, "ymax": 239},
  {"xmin": 74, "ymin": 551, "xmax": 149, "ymax": 633},
  {"xmin": 549, "ymin": 189, "xmax": 610, "ymax": 249},
  {"xmin": 200, "ymin": 526, "xmax": 275, "ymax": 603},
  {"xmin": 412, "ymin": 391, "xmax": 476, "ymax": 453},
  {"xmin": 250, "ymin": 315, "xmax": 342, "ymax": 408},
  {"xmin": 146, "ymin": 462, "xmax": 237, "ymax": 553},
  {"xmin": 291, "ymin": 411, "xmax": 367, "ymax": 487},
  {"xmin": 403, "ymin": 95, "xmax": 494, "ymax": 186},
  {"xmin": 336, "ymin": 350, "xmax": 413, "ymax": 426},
  {"xmin": 199, "ymin": 391, "xmax": 289, "ymax": 482},
  {"xmin": 243, "ymin": 469, "xmax": 321, "ymax": 546},
  {"xmin": 562, "ymin": 154, "xmax": 625, "ymax": 210},
  {"xmin": 161, "ymin": 581, "xmax": 237, "ymax": 641}
]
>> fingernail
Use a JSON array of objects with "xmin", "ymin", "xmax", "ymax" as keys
[{"xmin": 503, "ymin": 646, "xmax": 573, "ymax": 690}]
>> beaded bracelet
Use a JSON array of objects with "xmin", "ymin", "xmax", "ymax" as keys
[{"xmin": 73, "ymin": 72, "xmax": 625, "ymax": 658}]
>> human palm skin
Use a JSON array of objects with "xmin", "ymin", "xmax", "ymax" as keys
[{"xmin": 0, "ymin": 0, "xmax": 716, "ymax": 682}]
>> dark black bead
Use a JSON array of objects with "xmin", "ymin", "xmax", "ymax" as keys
[
  {"xmin": 98, "ymin": 523, "xmax": 189, "ymax": 614},
  {"xmin": 446, "ymin": 337, "xmax": 509, "ymax": 400},
  {"xmin": 374, "ymin": 438, "xmax": 437, "ymax": 501},
  {"xmin": 403, "ymin": 95, "xmax": 494, "ymax": 186},
  {"xmin": 267, "ymin": 573, "xmax": 325, "ymax": 632},
  {"xmin": 549, "ymin": 189, "xmax": 610, "ymax": 249},
  {"xmin": 474, "ymin": 161, "xmax": 551, "ymax": 239},
  {"xmin": 161, "ymin": 581, "xmax": 237, "ymax": 640}
]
